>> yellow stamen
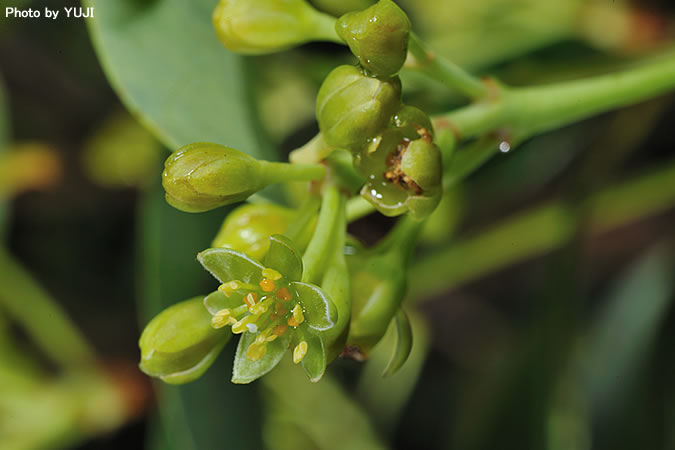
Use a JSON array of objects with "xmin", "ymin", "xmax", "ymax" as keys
[
  {"xmin": 218, "ymin": 280, "xmax": 241, "ymax": 296},
  {"xmin": 262, "ymin": 268, "xmax": 282, "ymax": 281},
  {"xmin": 276, "ymin": 287, "xmax": 292, "ymax": 301},
  {"xmin": 288, "ymin": 317, "xmax": 299, "ymax": 327},
  {"xmin": 293, "ymin": 341, "xmax": 308, "ymax": 364},
  {"xmin": 292, "ymin": 304, "xmax": 305, "ymax": 325},
  {"xmin": 232, "ymin": 314, "xmax": 259, "ymax": 334},
  {"xmin": 211, "ymin": 309, "xmax": 236, "ymax": 329},
  {"xmin": 255, "ymin": 328, "xmax": 273, "ymax": 345},
  {"xmin": 243, "ymin": 292, "xmax": 258, "ymax": 308},
  {"xmin": 259, "ymin": 278, "xmax": 276, "ymax": 292},
  {"xmin": 246, "ymin": 343, "xmax": 267, "ymax": 361}
]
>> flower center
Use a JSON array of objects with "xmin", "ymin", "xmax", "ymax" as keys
[{"xmin": 211, "ymin": 267, "xmax": 307, "ymax": 362}]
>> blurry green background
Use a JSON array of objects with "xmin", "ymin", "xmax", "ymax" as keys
[{"xmin": 0, "ymin": 0, "xmax": 674, "ymax": 449}]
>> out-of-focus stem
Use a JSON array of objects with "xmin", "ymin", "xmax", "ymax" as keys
[
  {"xmin": 0, "ymin": 246, "xmax": 96, "ymax": 367},
  {"xmin": 409, "ymin": 160, "xmax": 675, "ymax": 300}
]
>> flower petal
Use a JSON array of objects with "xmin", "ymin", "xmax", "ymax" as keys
[
  {"xmin": 231, "ymin": 330, "xmax": 291, "ymax": 384},
  {"xmin": 297, "ymin": 327, "xmax": 327, "ymax": 383},
  {"xmin": 203, "ymin": 290, "xmax": 245, "ymax": 316},
  {"xmin": 291, "ymin": 282, "xmax": 337, "ymax": 331},
  {"xmin": 198, "ymin": 248, "xmax": 264, "ymax": 284},
  {"xmin": 263, "ymin": 234, "xmax": 303, "ymax": 282}
]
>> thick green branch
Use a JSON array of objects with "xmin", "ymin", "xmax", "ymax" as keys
[
  {"xmin": 408, "ymin": 160, "xmax": 675, "ymax": 301},
  {"xmin": 435, "ymin": 50, "xmax": 675, "ymax": 144}
]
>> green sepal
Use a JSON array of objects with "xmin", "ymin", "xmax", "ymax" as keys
[
  {"xmin": 297, "ymin": 327, "xmax": 327, "ymax": 382},
  {"xmin": 160, "ymin": 339, "xmax": 229, "ymax": 385},
  {"xmin": 392, "ymin": 105, "xmax": 435, "ymax": 139},
  {"xmin": 139, "ymin": 297, "xmax": 231, "ymax": 385},
  {"xmin": 198, "ymin": 248, "xmax": 264, "ymax": 284},
  {"xmin": 292, "ymin": 282, "xmax": 338, "ymax": 331},
  {"xmin": 264, "ymin": 234, "xmax": 303, "ymax": 282},
  {"xmin": 382, "ymin": 308, "xmax": 413, "ymax": 377},
  {"xmin": 203, "ymin": 290, "xmax": 244, "ymax": 316},
  {"xmin": 232, "ymin": 330, "xmax": 292, "ymax": 384}
]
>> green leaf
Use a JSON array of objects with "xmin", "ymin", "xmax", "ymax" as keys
[
  {"xmin": 298, "ymin": 328, "xmax": 327, "ymax": 382},
  {"xmin": 263, "ymin": 234, "xmax": 303, "ymax": 281},
  {"xmin": 581, "ymin": 245, "xmax": 674, "ymax": 411},
  {"xmin": 84, "ymin": 0, "xmax": 276, "ymax": 159},
  {"xmin": 232, "ymin": 331, "xmax": 291, "ymax": 384},
  {"xmin": 291, "ymin": 282, "xmax": 337, "ymax": 331},
  {"xmin": 382, "ymin": 308, "xmax": 413, "ymax": 377},
  {"xmin": 203, "ymin": 290, "xmax": 244, "ymax": 316},
  {"xmin": 198, "ymin": 248, "xmax": 264, "ymax": 284}
]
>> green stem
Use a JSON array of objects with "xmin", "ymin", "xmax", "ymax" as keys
[
  {"xmin": 0, "ymin": 246, "xmax": 96, "ymax": 367},
  {"xmin": 406, "ymin": 33, "xmax": 489, "ymax": 99},
  {"xmin": 408, "ymin": 160, "xmax": 675, "ymax": 301},
  {"xmin": 284, "ymin": 194, "xmax": 321, "ymax": 243},
  {"xmin": 310, "ymin": 8, "xmax": 344, "ymax": 44},
  {"xmin": 289, "ymin": 133, "xmax": 333, "ymax": 165},
  {"xmin": 261, "ymin": 161, "xmax": 326, "ymax": 185},
  {"xmin": 346, "ymin": 196, "xmax": 375, "ymax": 222},
  {"xmin": 435, "ymin": 50, "xmax": 675, "ymax": 144},
  {"xmin": 443, "ymin": 135, "xmax": 502, "ymax": 188},
  {"xmin": 302, "ymin": 185, "xmax": 345, "ymax": 284},
  {"xmin": 378, "ymin": 215, "xmax": 425, "ymax": 265}
]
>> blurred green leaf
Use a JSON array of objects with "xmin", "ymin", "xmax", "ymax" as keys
[
  {"xmin": 581, "ymin": 244, "xmax": 674, "ymax": 412},
  {"xmin": 263, "ymin": 358, "xmax": 387, "ymax": 450},
  {"xmin": 138, "ymin": 179, "xmax": 263, "ymax": 450},
  {"xmin": 84, "ymin": 0, "xmax": 276, "ymax": 159}
]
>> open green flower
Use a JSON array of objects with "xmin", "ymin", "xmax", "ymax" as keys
[
  {"xmin": 356, "ymin": 127, "xmax": 442, "ymax": 219},
  {"xmin": 198, "ymin": 234, "xmax": 337, "ymax": 383}
]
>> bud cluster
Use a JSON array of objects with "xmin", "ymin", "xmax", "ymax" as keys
[{"xmin": 315, "ymin": 1, "xmax": 442, "ymax": 218}]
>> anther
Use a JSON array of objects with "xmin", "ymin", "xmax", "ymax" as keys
[{"xmin": 293, "ymin": 341, "xmax": 308, "ymax": 364}]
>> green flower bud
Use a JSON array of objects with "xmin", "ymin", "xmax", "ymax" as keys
[
  {"xmin": 139, "ymin": 297, "xmax": 231, "ymax": 385},
  {"xmin": 212, "ymin": 203, "xmax": 305, "ymax": 261},
  {"xmin": 162, "ymin": 142, "xmax": 325, "ymax": 213},
  {"xmin": 213, "ymin": 0, "xmax": 338, "ymax": 55},
  {"xmin": 316, "ymin": 65, "xmax": 401, "ymax": 152},
  {"xmin": 311, "ymin": 0, "xmax": 375, "ymax": 17},
  {"xmin": 356, "ymin": 128, "xmax": 442, "ymax": 219},
  {"xmin": 336, "ymin": 0, "xmax": 410, "ymax": 77}
]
